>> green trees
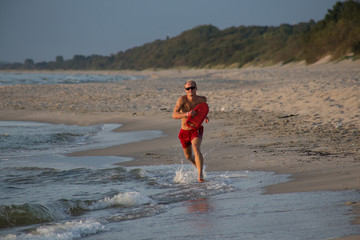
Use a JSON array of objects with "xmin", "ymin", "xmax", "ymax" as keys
[
  {"xmin": 1, "ymin": 0, "xmax": 359, "ymax": 70},
  {"xmin": 303, "ymin": 0, "xmax": 360, "ymax": 63},
  {"xmin": 24, "ymin": 58, "xmax": 34, "ymax": 66}
]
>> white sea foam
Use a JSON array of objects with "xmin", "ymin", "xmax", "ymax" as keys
[
  {"xmin": 220, "ymin": 171, "xmax": 249, "ymax": 179},
  {"xmin": 173, "ymin": 165, "xmax": 207, "ymax": 184},
  {"xmin": 87, "ymin": 192, "xmax": 152, "ymax": 210},
  {"xmin": 3, "ymin": 219, "xmax": 104, "ymax": 240}
]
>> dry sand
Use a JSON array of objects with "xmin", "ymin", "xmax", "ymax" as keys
[{"xmin": 1, "ymin": 60, "xmax": 360, "ymax": 238}]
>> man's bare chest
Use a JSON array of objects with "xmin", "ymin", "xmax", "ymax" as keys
[{"xmin": 183, "ymin": 99, "xmax": 202, "ymax": 111}]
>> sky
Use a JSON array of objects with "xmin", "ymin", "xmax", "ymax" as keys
[{"xmin": 0, "ymin": 0, "xmax": 340, "ymax": 63}]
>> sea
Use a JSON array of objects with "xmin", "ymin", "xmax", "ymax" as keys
[
  {"xmin": 1, "ymin": 72, "xmax": 360, "ymax": 240},
  {"xmin": 0, "ymin": 72, "xmax": 142, "ymax": 86}
]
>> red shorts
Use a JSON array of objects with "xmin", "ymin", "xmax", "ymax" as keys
[{"xmin": 178, "ymin": 126, "xmax": 204, "ymax": 148}]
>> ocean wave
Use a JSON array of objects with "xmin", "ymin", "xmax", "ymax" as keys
[
  {"xmin": 2, "ymin": 167, "xmax": 146, "ymax": 185},
  {"xmin": 0, "ymin": 122, "xmax": 163, "ymax": 159},
  {"xmin": 0, "ymin": 191, "xmax": 151, "ymax": 228},
  {"xmin": 0, "ymin": 122, "xmax": 101, "ymax": 156},
  {"xmin": 85, "ymin": 192, "xmax": 153, "ymax": 210},
  {"xmin": 3, "ymin": 219, "xmax": 105, "ymax": 240},
  {"xmin": 0, "ymin": 203, "xmax": 63, "ymax": 228}
]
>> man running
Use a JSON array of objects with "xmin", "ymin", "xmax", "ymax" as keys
[{"xmin": 172, "ymin": 80, "xmax": 209, "ymax": 182}]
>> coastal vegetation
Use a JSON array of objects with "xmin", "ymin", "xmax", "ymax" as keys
[{"xmin": 2, "ymin": 0, "xmax": 359, "ymax": 70}]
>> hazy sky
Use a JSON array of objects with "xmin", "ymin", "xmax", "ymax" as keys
[{"xmin": 1, "ymin": 0, "xmax": 339, "ymax": 63}]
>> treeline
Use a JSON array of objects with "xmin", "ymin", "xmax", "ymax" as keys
[{"xmin": 2, "ymin": 0, "xmax": 360, "ymax": 70}]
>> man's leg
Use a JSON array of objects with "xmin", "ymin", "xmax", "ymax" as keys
[
  {"xmin": 183, "ymin": 145, "xmax": 196, "ymax": 167},
  {"xmin": 191, "ymin": 137, "xmax": 204, "ymax": 180}
]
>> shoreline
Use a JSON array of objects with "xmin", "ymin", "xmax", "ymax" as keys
[
  {"xmin": 1, "ymin": 62, "xmax": 360, "ymax": 238},
  {"xmin": 2, "ymin": 109, "xmax": 359, "ymax": 194},
  {"xmin": 1, "ymin": 62, "xmax": 359, "ymax": 192}
]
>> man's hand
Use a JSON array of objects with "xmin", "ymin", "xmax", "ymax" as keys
[
  {"xmin": 187, "ymin": 110, "xmax": 198, "ymax": 118},
  {"xmin": 205, "ymin": 117, "xmax": 210, "ymax": 123}
]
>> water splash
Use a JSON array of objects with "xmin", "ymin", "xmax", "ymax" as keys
[
  {"xmin": 173, "ymin": 165, "xmax": 207, "ymax": 184},
  {"xmin": 174, "ymin": 166, "xmax": 198, "ymax": 184}
]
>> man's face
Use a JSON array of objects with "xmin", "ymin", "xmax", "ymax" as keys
[{"xmin": 184, "ymin": 83, "xmax": 197, "ymax": 96}]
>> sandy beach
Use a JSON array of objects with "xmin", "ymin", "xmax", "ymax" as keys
[{"xmin": 1, "ymin": 60, "xmax": 360, "ymax": 239}]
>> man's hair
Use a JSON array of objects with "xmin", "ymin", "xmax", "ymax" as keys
[{"xmin": 184, "ymin": 80, "xmax": 197, "ymax": 87}]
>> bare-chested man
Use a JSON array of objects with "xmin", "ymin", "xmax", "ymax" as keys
[{"xmin": 172, "ymin": 80, "xmax": 209, "ymax": 183}]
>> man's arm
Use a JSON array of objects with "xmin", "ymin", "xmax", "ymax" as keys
[
  {"xmin": 203, "ymin": 96, "xmax": 209, "ymax": 123},
  {"xmin": 172, "ymin": 97, "xmax": 187, "ymax": 119}
]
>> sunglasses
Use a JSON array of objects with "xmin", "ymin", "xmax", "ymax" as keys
[{"xmin": 185, "ymin": 86, "xmax": 196, "ymax": 91}]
